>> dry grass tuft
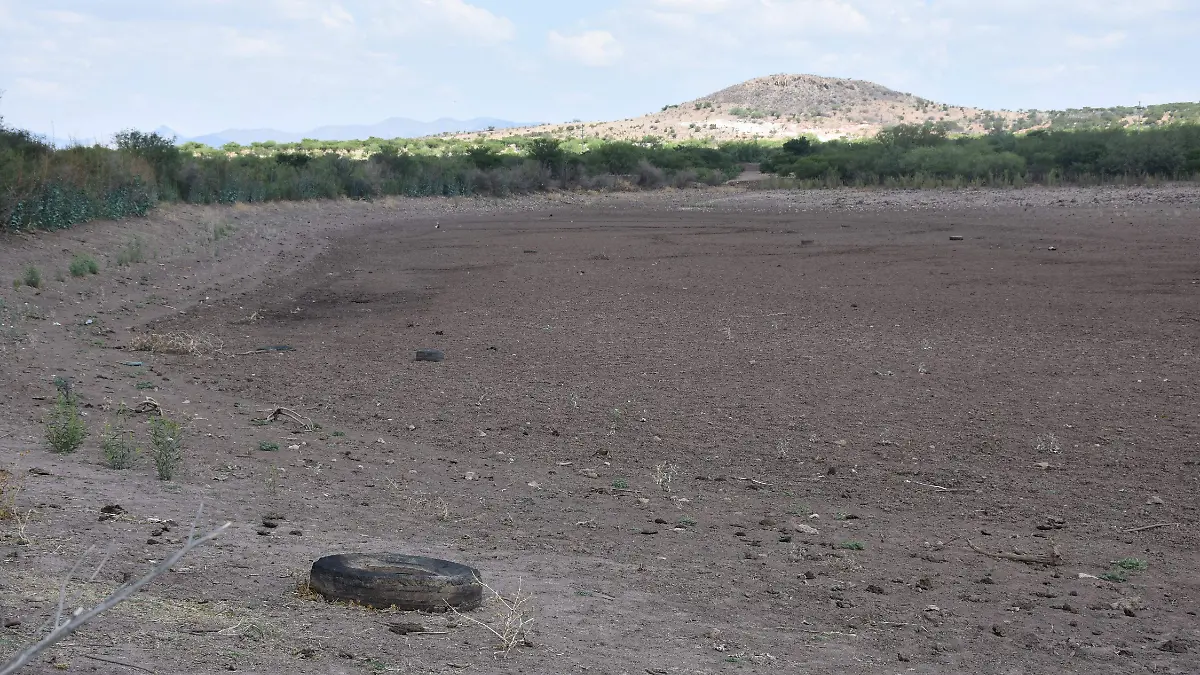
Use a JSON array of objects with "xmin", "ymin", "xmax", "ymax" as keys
[{"xmin": 128, "ymin": 331, "xmax": 222, "ymax": 356}]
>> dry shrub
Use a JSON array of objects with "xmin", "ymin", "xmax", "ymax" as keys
[
  {"xmin": 635, "ymin": 161, "xmax": 665, "ymax": 189},
  {"xmin": 0, "ymin": 468, "xmax": 19, "ymax": 521},
  {"xmin": 447, "ymin": 577, "xmax": 534, "ymax": 657},
  {"xmin": 128, "ymin": 331, "xmax": 221, "ymax": 356}
]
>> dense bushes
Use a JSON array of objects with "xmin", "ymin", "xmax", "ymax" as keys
[
  {"xmin": 1, "ymin": 118, "xmax": 750, "ymax": 231},
  {"xmin": 762, "ymin": 122, "xmax": 1200, "ymax": 186}
]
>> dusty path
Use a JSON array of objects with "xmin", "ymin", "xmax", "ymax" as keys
[{"xmin": 2, "ymin": 186, "xmax": 1198, "ymax": 674}]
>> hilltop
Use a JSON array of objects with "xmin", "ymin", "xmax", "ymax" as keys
[{"xmin": 455, "ymin": 74, "xmax": 1200, "ymax": 143}]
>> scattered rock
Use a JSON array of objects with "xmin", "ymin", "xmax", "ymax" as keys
[
  {"xmin": 414, "ymin": 348, "xmax": 444, "ymax": 362},
  {"xmin": 3, "ymin": 618, "xmax": 20, "ymax": 629},
  {"xmin": 1111, "ymin": 597, "xmax": 1144, "ymax": 616},
  {"xmin": 640, "ymin": 528, "xmax": 658, "ymax": 535},
  {"xmin": 578, "ymin": 468, "xmax": 599, "ymax": 478},
  {"xmin": 98, "ymin": 504, "xmax": 126, "ymax": 521},
  {"xmin": 464, "ymin": 472, "xmax": 477, "ymax": 481},
  {"xmin": 759, "ymin": 518, "xmax": 776, "ymax": 527},
  {"xmin": 1159, "ymin": 638, "xmax": 1190, "ymax": 654},
  {"xmin": 27, "ymin": 467, "xmax": 51, "ymax": 476},
  {"xmin": 791, "ymin": 522, "xmax": 820, "ymax": 536},
  {"xmin": 262, "ymin": 518, "xmax": 279, "ymax": 529},
  {"xmin": 1146, "ymin": 495, "xmax": 1164, "ymax": 505},
  {"xmin": 289, "ymin": 530, "xmax": 303, "ymax": 536},
  {"xmin": 256, "ymin": 528, "xmax": 272, "ymax": 536},
  {"xmin": 866, "ymin": 584, "xmax": 886, "ymax": 595},
  {"xmin": 992, "ymin": 624, "xmax": 1006, "ymax": 637}
]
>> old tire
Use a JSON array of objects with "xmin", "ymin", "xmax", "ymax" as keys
[
  {"xmin": 414, "ymin": 348, "xmax": 444, "ymax": 362},
  {"xmin": 309, "ymin": 553, "xmax": 482, "ymax": 611}
]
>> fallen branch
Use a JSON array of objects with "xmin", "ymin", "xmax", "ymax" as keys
[
  {"xmin": 905, "ymin": 479, "xmax": 974, "ymax": 493},
  {"xmin": 254, "ymin": 407, "xmax": 314, "ymax": 432},
  {"xmin": 0, "ymin": 506, "xmax": 230, "ymax": 675},
  {"xmin": 130, "ymin": 397, "xmax": 163, "ymax": 417},
  {"xmin": 1124, "ymin": 522, "xmax": 1181, "ymax": 533},
  {"xmin": 236, "ymin": 345, "xmax": 295, "ymax": 356},
  {"xmin": 967, "ymin": 539, "xmax": 1062, "ymax": 566},
  {"xmin": 83, "ymin": 654, "xmax": 154, "ymax": 673}
]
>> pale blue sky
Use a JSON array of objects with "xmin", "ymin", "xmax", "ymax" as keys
[{"xmin": 1, "ymin": 0, "xmax": 1197, "ymax": 140}]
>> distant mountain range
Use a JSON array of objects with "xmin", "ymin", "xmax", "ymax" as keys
[{"xmin": 157, "ymin": 117, "xmax": 534, "ymax": 147}]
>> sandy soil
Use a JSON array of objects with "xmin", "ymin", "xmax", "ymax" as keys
[{"xmin": 2, "ymin": 185, "xmax": 1199, "ymax": 674}]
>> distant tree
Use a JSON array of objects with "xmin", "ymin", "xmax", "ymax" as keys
[{"xmin": 782, "ymin": 137, "xmax": 814, "ymax": 156}]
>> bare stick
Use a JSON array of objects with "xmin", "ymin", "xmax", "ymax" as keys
[
  {"xmin": 0, "ymin": 516, "xmax": 230, "ymax": 675},
  {"xmin": 905, "ymin": 479, "xmax": 974, "ymax": 493},
  {"xmin": 1124, "ymin": 522, "xmax": 1180, "ymax": 533},
  {"xmin": 82, "ymin": 654, "xmax": 154, "ymax": 673},
  {"xmin": 967, "ymin": 539, "xmax": 1062, "ymax": 566}
]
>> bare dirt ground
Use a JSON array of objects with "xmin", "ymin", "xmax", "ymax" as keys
[{"xmin": 2, "ymin": 185, "xmax": 1198, "ymax": 674}]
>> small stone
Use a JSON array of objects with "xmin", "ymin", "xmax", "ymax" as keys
[
  {"xmin": 949, "ymin": 235, "xmax": 964, "ymax": 241},
  {"xmin": 464, "ymin": 472, "xmax": 477, "ymax": 481},
  {"xmin": 579, "ymin": 468, "xmax": 599, "ymax": 478},
  {"xmin": 778, "ymin": 535, "xmax": 792, "ymax": 543},
  {"xmin": 637, "ymin": 498, "xmax": 650, "ymax": 505},
  {"xmin": 804, "ymin": 571, "xmax": 816, "ymax": 580},
  {"xmin": 289, "ymin": 530, "xmax": 303, "ymax": 536},
  {"xmin": 1146, "ymin": 495, "xmax": 1164, "ymax": 505},
  {"xmin": 256, "ymin": 528, "xmax": 272, "ymax": 536},
  {"xmin": 640, "ymin": 528, "xmax": 658, "ymax": 535},
  {"xmin": 1159, "ymin": 639, "xmax": 1189, "ymax": 654},
  {"xmin": 917, "ymin": 577, "xmax": 934, "ymax": 591},
  {"xmin": 992, "ymin": 624, "xmax": 1006, "ymax": 637},
  {"xmin": 388, "ymin": 622, "xmax": 427, "ymax": 635},
  {"xmin": 759, "ymin": 518, "xmax": 776, "ymax": 527},
  {"xmin": 897, "ymin": 653, "xmax": 910, "ymax": 662},
  {"xmin": 791, "ymin": 522, "xmax": 820, "ymax": 536},
  {"xmin": 866, "ymin": 584, "xmax": 885, "ymax": 595},
  {"xmin": 262, "ymin": 519, "xmax": 279, "ymax": 528},
  {"xmin": 654, "ymin": 518, "xmax": 668, "ymax": 524},
  {"xmin": 3, "ymin": 618, "xmax": 20, "ymax": 629}
]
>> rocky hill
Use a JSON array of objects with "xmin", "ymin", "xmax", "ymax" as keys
[{"xmin": 455, "ymin": 73, "xmax": 1195, "ymax": 144}]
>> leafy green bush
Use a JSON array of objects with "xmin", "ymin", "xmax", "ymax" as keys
[{"xmin": 69, "ymin": 254, "xmax": 99, "ymax": 277}]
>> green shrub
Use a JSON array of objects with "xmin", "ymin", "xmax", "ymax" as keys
[
  {"xmin": 115, "ymin": 237, "xmax": 146, "ymax": 265},
  {"xmin": 149, "ymin": 416, "xmax": 183, "ymax": 480},
  {"xmin": 45, "ymin": 393, "xmax": 88, "ymax": 453},
  {"xmin": 100, "ymin": 415, "xmax": 137, "ymax": 469},
  {"xmin": 69, "ymin": 254, "xmax": 99, "ymax": 277},
  {"xmin": 22, "ymin": 266, "xmax": 41, "ymax": 288}
]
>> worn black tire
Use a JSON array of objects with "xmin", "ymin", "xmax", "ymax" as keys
[
  {"xmin": 414, "ymin": 348, "xmax": 444, "ymax": 362},
  {"xmin": 309, "ymin": 553, "xmax": 482, "ymax": 611}
]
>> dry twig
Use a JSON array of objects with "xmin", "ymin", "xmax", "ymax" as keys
[
  {"xmin": 1124, "ymin": 522, "xmax": 1181, "ymax": 533},
  {"xmin": 254, "ymin": 407, "xmax": 314, "ymax": 432},
  {"xmin": 967, "ymin": 539, "xmax": 1062, "ymax": 566},
  {"xmin": 0, "ymin": 506, "xmax": 230, "ymax": 675}
]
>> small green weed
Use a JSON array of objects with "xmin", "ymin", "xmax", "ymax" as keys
[
  {"xmin": 69, "ymin": 254, "xmax": 99, "ymax": 277},
  {"xmin": 838, "ymin": 541, "xmax": 866, "ymax": 551},
  {"xmin": 116, "ymin": 237, "xmax": 147, "ymax": 265},
  {"xmin": 22, "ymin": 266, "xmax": 41, "ymax": 289},
  {"xmin": 678, "ymin": 517, "xmax": 697, "ymax": 527},
  {"xmin": 612, "ymin": 478, "xmax": 629, "ymax": 489},
  {"xmin": 1114, "ymin": 558, "xmax": 1148, "ymax": 571},
  {"xmin": 45, "ymin": 393, "xmax": 88, "ymax": 454},
  {"xmin": 332, "ymin": 430, "xmax": 346, "ymax": 437},
  {"xmin": 149, "ymin": 416, "xmax": 184, "ymax": 480},
  {"xmin": 136, "ymin": 381, "xmax": 156, "ymax": 390},
  {"xmin": 212, "ymin": 222, "xmax": 236, "ymax": 241},
  {"xmin": 1100, "ymin": 570, "xmax": 1128, "ymax": 583},
  {"xmin": 100, "ymin": 412, "xmax": 137, "ymax": 469},
  {"xmin": 259, "ymin": 442, "xmax": 280, "ymax": 452}
]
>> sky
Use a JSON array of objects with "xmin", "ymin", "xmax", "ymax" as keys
[{"xmin": 1, "ymin": 0, "xmax": 1197, "ymax": 141}]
